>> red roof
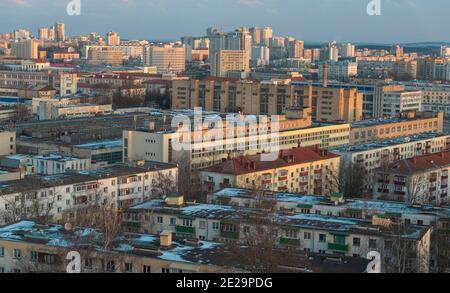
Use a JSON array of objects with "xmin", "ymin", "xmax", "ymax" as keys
[
  {"xmin": 203, "ymin": 146, "xmax": 340, "ymax": 175},
  {"xmin": 377, "ymin": 151, "xmax": 450, "ymax": 175}
]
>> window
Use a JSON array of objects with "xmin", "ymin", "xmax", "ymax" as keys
[
  {"xmin": 182, "ymin": 219, "xmax": 193, "ymax": 227},
  {"xmin": 162, "ymin": 268, "xmax": 170, "ymax": 273},
  {"xmin": 212, "ymin": 222, "xmax": 220, "ymax": 230},
  {"xmin": 0, "ymin": 247, "xmax": 4, "ymax": 257},
  {"xmin": 157, "ymin": 216, "xmax": 163, "ymax": 224},
  {"xmin": 30, "ymin": 251, "xmax": 38, "ymax": 262},
  {"xmin": 170, "ymin": 218, "xmax": 176, "ymax": 226},
  {"xmin": 143, "ymin": 265, "xmax": 151, "ymax": 273},
  {"xmin": 369, "ymin": 239, "xmax": 377, "ymax": 249},
  {"xmin": 125, "ymin": 263, "xmax": 133, "ymax": 273},
  {"xmin": 417, "ymin": 220, "xmax": 423, "ymax": 225},
  {"xmin": 304, "ymin": 232, "xmax": 311, "ymax": 240},
  {"xmin": 199, "ymin": 221, "xmax": 206, "ymax": 230},
  {"xmin": 84, "ymin": 258, "xmax": 93, "ymax": 269},
  {"xmin": 13, "ymin": 249, "xmax": 21, "ymax": 259},
  {"xmin": 106, "ymin": 261, "xmax": 116, "ymax": 272},
  {"xmin": 353, "ymin": 237, "xmax": 361, "ymax": 247},
  {"xmin": 319, "ymin": 234, "xmax": 327, "ymax": 243}
]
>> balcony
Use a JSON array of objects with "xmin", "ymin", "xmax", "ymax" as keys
[
  {"xmin": 278, "ymin": 176, "xmax": 288, "ymax": 181},
  {"xmin": 221, "ymin": 231, "xmax": 239, "ymax": 239},
  {"xmin": 328, "ymin": 243, "xmax": 349, "ymax": 252},
  {"xmin": 124, "ymin": 221, "xmax": 141, "ymax": 228},
  {"xmin": 262, "ymin": 179, "xmax": 272, "ymax": 185},
  {"xmin": 430, "ymin": 177, "xmax": 437, "ymax": 183},
  {"xmin": 314, "ymin": 170, "xmax": 323, "ymax": 175},
  {"xmin": 175, "ymin": 226, "xmax": 196, "ymax": 235},
  {"xmin": 300, "ymin": 172, "xmax": 309, "ymax": 177},
  {"xmin": 442, "ymin": 185, "xmax": 448, "ymax": 189},
  {"xmin": 394, "ymin": 181, "xmax": 406, "ymax": 186},
  {"xmin": 280, "ymin": 237, "xmax": 300, "ymax": 246},
  {"xmin": 278, "ymin": 186, "xmax": 288, "ymax": 191}
]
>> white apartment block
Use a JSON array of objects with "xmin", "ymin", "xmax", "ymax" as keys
[
  {"xmin": 143, "ymin": 44, "xmax": 185, "ymax": 74},
  {"xmin": 382, "ymin": 91, "xmax": 423, "ymax": 118},
  {"xmin": 32, "ymin": 154, "xmax": 92, "ymax": 175},
  {"xmin": 123, "ymin": 117, "xmax": 350, "ymax": 170},
  {"xmin": 0, "ymin": 131, "xmax": 16, "ymax": 156},
  {"xmin": 334, "ymin": 133, "xmax": 450, "ymax": 191},
  {"xmin": 0, "ymin": 163, "xmax": 178, "ymax": 225},
  {"xmin": 319, "ymin": 61, "xmax": 358, "ymax": 82}
]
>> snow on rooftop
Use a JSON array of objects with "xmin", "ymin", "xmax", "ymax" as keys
[
  {"xmin": 75, "ymin": 139, "xmax": 123, "ymax": 150},
  {"xmin": 287, "ymin": 214, "xmax": 359, "ymax": 226}
]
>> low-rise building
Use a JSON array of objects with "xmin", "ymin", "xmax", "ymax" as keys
[
  {"xmin": 373, "ymin": 151, "xmax": 450, "ymax": 205},
  {"xmin": 0, "ymin": 220, "xmax": 240, "ymax": 273},
  {"xmin": 0, "ymin": 163, "xmax": 178, "ymax": 225},
  {"xmin": 123, "ymin": 111, "xmax": 350, "ymax": 170},
  {"xmin": 350, "ymin": 111, "xmax": 444, "ymax": 145},
  {"xmin": 60, "ymin": 139, "xmax": 123, "ymax": 168},
  {"xmin": 0, "ymin": 131, "xmax": 15, "ymax": 156},
  {"xmin": 32, "ymin": 154, "xmax": 92, "ymax": 175},
  {"xmin": 381, "ymin": 91, "xmax": 423, "ymax": 118},
  {"xmin": 334, "ymin": 133, "xmax": 450, "ymax": 191},
  {"xmin": 123, "ymin": 196, "xmax": 432, "ymax": 273},
  {"xmin": 200, "ymin": 146, "xmax": 340, "ymax": 195}
]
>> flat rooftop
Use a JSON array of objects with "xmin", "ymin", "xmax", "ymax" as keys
[
  {"xmin": 0, "ymin": 220, "xmax": 227, "ymax": 267},
  {"xmin": 75, "ymin": 139, "xmax": 123, "ymax": 150},
  {"xmin": 0, "ymin": 164, "xmax": 177, "ymax": 196},
  {"xmin": 333, "ymin": 133, "xmax": 449, "ymax": 154}
]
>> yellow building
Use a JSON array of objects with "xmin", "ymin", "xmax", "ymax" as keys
[
  {"xmin": 200, "ymin": 146, "xmax": 340, "ymax": 195},
  {"xmin": 211, "ymin": 50, "xmax": 250, "ymax": 77},
  {"xmin": 87, "ymin": 47, "xmax": 124, "ymax": 66},
  {"xmin": 10, "ymin": 39, "xmax": 39, "ymax": 59},
  {"xmin": 312, "ymin": 87, "xmax": 363, "ymax": 123},
  {"xmin": 350, "ymin": 111, "xmax": 444, "ymax": 145}
]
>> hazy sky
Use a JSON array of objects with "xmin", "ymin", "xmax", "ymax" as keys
[{"xmin": 0, "ymin": 0, "xmax": 449, "ymax": 43}]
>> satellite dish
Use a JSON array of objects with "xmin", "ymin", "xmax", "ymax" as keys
[{"xmin": 64, "ymin": 223, "xmax": 73, "ymax": 231}]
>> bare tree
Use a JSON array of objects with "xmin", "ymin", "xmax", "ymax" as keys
[{"xmin": 152, "ymin": 171, "xmax": 177, "ymax": 198}]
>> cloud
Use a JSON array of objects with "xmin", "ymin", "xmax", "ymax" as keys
[{"xmin": 237, "ymin": 0, "xmax": 264, "ymax": 6}]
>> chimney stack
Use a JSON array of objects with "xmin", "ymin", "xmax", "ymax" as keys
[
  {"xmin": 323, "ymin": 63, "xmax": 328, "ymax": 88},
  {"xmin": 160, "ymin": 231, "xmax": 172, "ymax": 248}
]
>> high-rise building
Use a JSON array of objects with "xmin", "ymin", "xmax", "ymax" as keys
[
  {"xmin": 107, "ymin": 31, "xmax": 121, "ymax": 46},
  {"xmin": 261, "ymin": 27, "xmax": 273, "ymax": 47},
  {"xmin": 327, "ymin": 41, "xmax": 339, "ymax": 62},
  {"xmin": 38, "ymin": 27, "xmax": 49, "ymax": 41},
  {"xmin": 210, "ymin": 50, "xmax": 250, "ymax": 77},
  {"xmin": 10, "ymin": 39, "xmax": 39, "ymax": 59},
  {"xmin": 250, "ymin": 27, "xmax": 261, "ymax": 46},
  {"xmin": 49, "ymin": 26, "xmax": 55, "ymax": 41},
  {"xmin": 339, "ymin": 43, "xmax": 355, "ymax": 58},
  {"xmin": 440, "ymin": 45, "xmax": 450, "ymax": 58},
  {"xmin": 318, "ymin": 60, "xmax": 358, "ymax": 82},
  {"xmin": 251, "ymin": 46, "xmax": 270, "ymax": 67},
  {"xmin": 56, "ymin": 22, "xmax": 65, "ymax": 41},
  {"xmin": 143, "ymin": 44, "xmax": 185, "ymax": 74},
  {"xmin": 287, "ymin": 40, "xmax": 304, "ymax": 58},
  {"xmin": 393, "ymin": 59, "xmax": 417, "ymax": 80},
  {"xmin": 14, "ymin": 29, "xmax": 30, "ymax": 41},
  {"xmin": 392, "ymin": 44, "xmax": 404, "ymax": 57}
]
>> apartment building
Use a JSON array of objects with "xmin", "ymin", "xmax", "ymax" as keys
[
  {"xmin": 200, "ymin": 146, "xmax": 340, "ymax": 195},
  {"xmin": 334, "ymin": 133, "xmax": 450, "ymax": 191},
  {"xmin": 143, "ymin": 44, "xmax": 185, "ymax": 74},
  {"xmin": 123, "ymin": 196, "xmax": 431, "ymax": 273},
  {"xmin": 373, "ymin": 151, "xmax": 450, "ymax": 205},
  {"xmin": 83, "ymin": 45, "xmax": 144, "ymax": 61},
  {"xmin": 0, "ymin": 220, "xmax": 238, "ymax": 273},
  {"xmin": 0, "ymin": 163, "xmax": 178, "ymax": 225},
  {"xmin": 123, "ymin": 111, "xmax": 350, "ymax": 170},
  {"xmin": 312, "ymin": 87, "xmax": 363, "ymax": 123},
  {"xmin": 87, "ymin": 47, "xmax": 124, "ymax": 66},
  {"xmin": 210, "ymin": 50, "xmax": 250, "ymax": 77},
  {"xmin": 318, "ymin": 61, "xmax": 358, "ymax": 82},
  {"xmin": 172, "ymin": 78, "xmax": 363, "ymax": 123},
  {"xmin": 10, "ymin": 39, "xmax": 39, "ymax": 59},
  {"xmin": 32, "ymin": 154, "xmax": 92, "ymax": 175},
  {"xmin": 392, "ymin": 59, "xmax": 417, "ymax": 80},
  {"xmin": 381, "ymin": 91, "xmax": 423, "ymax": 118},
  {"xmin": 172, "ymin": 77, "xmax": 312, "ymax": 115},
  {"xmin": 0, "ymin": 131, "xmax": 16, "ymax": 156},
  {"xmin": 350, "ymin": 111, "xmax": 444, "ymax": 145},
  {"xmin": 207, "ymin": 188, "xmax": 450, "ymax": 227},
  {"xmin": 0, "ymin": 70, "xmax": 77, "ymax": 97}
]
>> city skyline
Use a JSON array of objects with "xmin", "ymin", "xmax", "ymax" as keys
[{"xmin": 0, "ymin": 0, "xmax": 449, "ymax": 43}]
